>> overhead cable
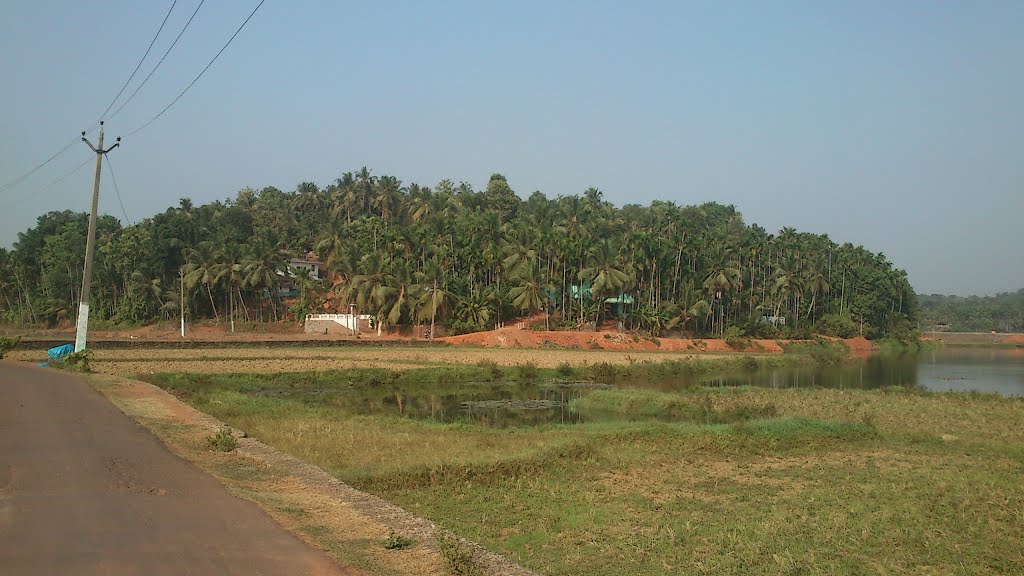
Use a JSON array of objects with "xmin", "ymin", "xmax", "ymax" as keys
[
  {"xmin": 127, "ymin": 0, "xmax": 267, "ymax": 138},
  {"xmin": 98, "ymin": 1, "xmax": 178, "ymax": 121},
  {"xmin": 107, "ymin": 0, "xmax": 206, "ymax": 122},
  {"xmin": 104, "ymin": 155, "xmax": 132, "ymax": 226}
]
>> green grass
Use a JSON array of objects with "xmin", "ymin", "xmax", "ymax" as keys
[
  {"xmin": 152, "ymin": 369, "xmax": 1024, "ymax": 576},
  {"xmin": 780, "ymin": 339, "xmax": 851, "ymax": 364},
  {"xmin": 571, "ymin": 388, "xmax": 779, "ymax": 423}
]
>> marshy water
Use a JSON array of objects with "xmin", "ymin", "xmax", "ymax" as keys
[
  {"xmin": 702, "ymin": 347, "xmax": 1024, "ymax": 397},
  {"xmin": 259, "ymin": 347, "xmax": 1024, "ymax": 426}
]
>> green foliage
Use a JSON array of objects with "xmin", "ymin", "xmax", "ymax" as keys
[
  {"xmin": 207, "ymin": 427, "xmax": 238, "ymax": 452},
  {"xmin": 436, "ymin": 532, "xmax": 484, "ymax": 576},
  {"xmin": 474, "ymin": 359, "xmax": 503, "ymax": 381},
  {"xmin": 918, "ymin": 289, "xmax": 1024, "ymax": 332},
  {"xmin": 515, "ymin": 362, "xmax": 538, "ymax": 383},
  {"xmin": 723, "ymin": 326, "xmax": 747, "ymax": 349},
  {"xmin": 155, "ymin": 368, "xmax": 1024, "ymax": 576},
  {"xmin": 56, "ymin": 349, "xmax": 93, "ymax": 373},
  {"xmin": 782, "ymin": 340, "xmax": 848, "ymax": 365},
  {"xmin": 0, "ymin": 336, "xmax": 20, "ymax": 359},
  {"xmin": 0, "ymin": 174, "xmax": 917, "ymax": 338},
  {"xmin": 382, "ymin": 530, "xmax": 415, "ymax": 551},
  {"xmin": 814, "ymin": 313, "xmax": 858, "ymax": 338},
  {"xmin": 572, "ymin": 389, "xmax": 778, "ymax": 424}
]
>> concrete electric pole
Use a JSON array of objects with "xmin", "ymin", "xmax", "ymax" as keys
[{"xmin": 75, "ymin": 122, "xmax": 121, "ymax": 353}]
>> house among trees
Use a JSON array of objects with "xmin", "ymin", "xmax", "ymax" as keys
[{"xmin": 278, "ymin": 253, "xmax": 322, "ymax": 297}]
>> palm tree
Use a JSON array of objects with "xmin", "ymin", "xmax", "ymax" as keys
[
  {"xmin": 184, "ymin": 242, "xmax": 221, "ymax": 323},
  {"xmin": 350, "ymin": 253, "xmax": 391, "ymax": 335},
  {"xmin": 379, "ymin": 257, "xmax": 417, "ymax": 330},
  {"xmin": 803, "ymin": 268, "xmax": 831, "ymax": 326},
  {"xmin": 243, "ymin": 240, "xmax": 287, "ymax": 322},
  {"xmin": 457, "ymin": 288, "xmax": 495, "ymax": 330},
  {"xmin": 508, "ymin": 262, "xmax": 549, "ymax": 319},
  {"xmin": 415, "ymin": 259, "xmax": 450, "ymax": 339},
  {"xmin": 216, "ymin": 243, "xmax": 250, "ymax": 331},
  {"xmin": 771, "ymin": 265, "xmax": 803, "ymax": 329},
  {"xmin": 315, "ymin": 220, "xmax": 349, "ymax": 272},
  {"xmin": 580, "ymin": 239, "xmax": 632, "ymax": 329},
  {"xmin": 349, "ymin": 166, "xmax": 375, "ymax": 218},
  {"xmin": 373, "ymin": 175, "xmax": 403, "ymax": 224}
]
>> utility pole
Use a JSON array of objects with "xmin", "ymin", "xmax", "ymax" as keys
[
  {"xmin": 180, "ymin": 268, "xmax": 186, "ymax": 338},
  {"xmin": 75, "ymin": 122, "xmax": 120, "ymax": 353}
]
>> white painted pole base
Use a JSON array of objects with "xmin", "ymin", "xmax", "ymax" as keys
[
  {"xmin": 74, "ymin": 303, "xmax": 90, "ymax": 352},
  {"xmin": 181, "ymin": 317, "xmax": 185, "ymax": 338}
]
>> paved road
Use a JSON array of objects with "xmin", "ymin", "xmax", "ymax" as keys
[{"xmin": 0, "ymin": 362, "xmax": 356, "ymax": 575}]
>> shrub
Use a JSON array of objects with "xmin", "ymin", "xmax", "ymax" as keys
[
  {"xmin": 723, "ymin": 326, "xmax": 747, "ymax": 350},
  {"xmin": 437, "ymin": 533, "xmax": 484, "ymax": 576},
  {"xmin": 207, "ymin": 427, "xmax": 238, "ymax": 452},
  {"xmin": 814, "ymin": 314, "xmax": 858, "ymax": 338},
  {"xmin": 588, "ymin": 362, "xmax": 618, "ymax": 383},
  {"xmin": 58, "ymin": 349, "xmax": 93, "ymax": 373},
  {"xmin": 516, "ymin": 362, "xmax": 538, "ymax": 383},
  {"xmin": 555, "ymin": 362, "xmax": 575, "ymax": 377},
  {"xmin": 0, "ymin": 336, "xmax": 20, "ymax": 359},
  {"xmin": 383, "ymin": 530, "xmax": 416, "ymax": 550},
  {"xmin": 782, "ymin": 325, "xmax": 813, "ymax": 340},
  {"xmin": 474, "ymin": 359, "xmax": 503, "ymax": 380}
]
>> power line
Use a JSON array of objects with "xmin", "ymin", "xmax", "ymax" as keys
[
  {"xmin": 127, "ymin": 0, "xmax": 267, "ymax": 137},
  {"xmin": 0, "ymin": 138, "xmax": 78, "ymax": 193},
  {"xmin": 2, "ymin": 3, "xmax": 177, "ymax": 193},
  {"xmin": 98, "ymin": 1, "xmax": 178, "ymax": 121},
  {"xmin": 0, "ymin": 125, "xmax": 101, "ymax": 195},
  {"xmin": 7, "ymin": 156, "xmax": 94, "ymax": 210},
  {"xmin": 107, "ymin": 0, "xmax": 206, "ymax": 122},
  {"xmin": 104, "ymin": 155, "xmax": 132, "ymax": 226}
]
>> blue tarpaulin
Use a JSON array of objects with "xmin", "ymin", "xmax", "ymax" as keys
[{"xmin": 38, "ymin": 343, "xmax": 74, "ymax": 366}]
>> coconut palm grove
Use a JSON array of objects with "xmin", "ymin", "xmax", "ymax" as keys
[{"xmin": 0, "ymin": 170, "xmax": 916, "ymax": 339}]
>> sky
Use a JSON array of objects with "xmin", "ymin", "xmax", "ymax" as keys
[{"xmin": 1, "ymin": 0, "xmax": 1021, "ymax": 296}]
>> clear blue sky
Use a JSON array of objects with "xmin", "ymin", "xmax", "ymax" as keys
[{"xmin": 2, "ymin": 1, "xmax": 1021, "ymax": 295}]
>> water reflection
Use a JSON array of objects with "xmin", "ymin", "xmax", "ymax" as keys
[{"xmin": 250, "ymin": 348, "xmax": 1023, "ymax": 427}]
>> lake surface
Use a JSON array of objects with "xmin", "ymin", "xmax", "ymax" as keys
[
  {"xmin": 702, "ymin": 347, "xmax": 1024, "ymax": 397},
  {"xmin": 272, "ymin": 347, "xmax": 1024, "ymax": 426}
]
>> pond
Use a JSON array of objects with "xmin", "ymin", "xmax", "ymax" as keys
[
  {"xmin": 702, "ymin": 347, "xmax": 1024, "ymax": 397},
  {"xmin": 256, "ymin": 347, "xmax": 1024, "ymax": 426}
]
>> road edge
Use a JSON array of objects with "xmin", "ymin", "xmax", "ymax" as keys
[{"xmin": 88, "ymin": 372, "xmax": 540, "ymax": 576}]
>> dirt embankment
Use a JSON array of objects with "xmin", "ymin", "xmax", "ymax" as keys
[
  {"xmin": 5, "ymin": 321, "xmax": 879, "ymax": 355},
  {"xmin": 441, "ymin": 326, "xmax": 876, "ymax": 354}
]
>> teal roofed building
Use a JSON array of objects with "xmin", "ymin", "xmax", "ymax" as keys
[{"xmin": 549, "ymin": 284, "xmax": 634, "ymax": 317}]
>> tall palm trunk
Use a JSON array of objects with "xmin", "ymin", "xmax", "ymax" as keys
[
  {"xmin": 237, "ymin": 287, "xmax": 250, "ymax": 321},
  {"xmin": 207, "ymin": 285, "xmax": 220, "ymax": 323},
  {"xmin": 430, "ymin": 280, "xmax": 437, "ymax": 339},
  {"xmin": 229, "ymin": 289, "xmax": 235, "ymax": 333}
]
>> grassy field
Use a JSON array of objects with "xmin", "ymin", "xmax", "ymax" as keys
[{"xmin": 148, "ymin": 362, "xmax": 1024, "ymax": 576}]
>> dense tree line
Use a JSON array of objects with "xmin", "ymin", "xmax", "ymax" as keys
[
  {"xmin": 0, "ymin": 170, "xmax": 917, "ymax": 338},
  {"xmin": 918, "ymin": 289, "xmax": 1024, "ymax": 333}
]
